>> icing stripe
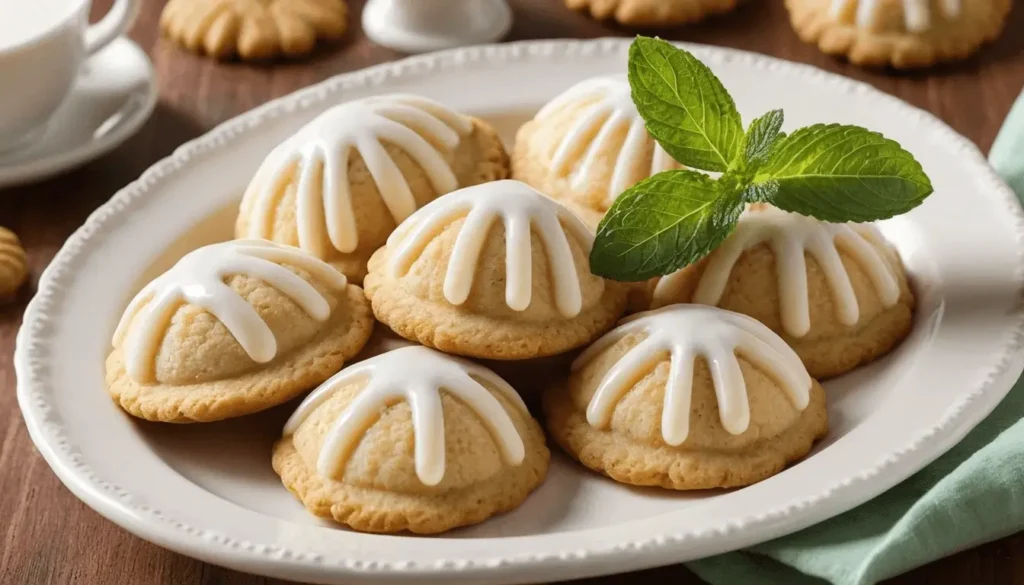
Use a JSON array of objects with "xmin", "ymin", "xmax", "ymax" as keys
[{"xmin": 830, "ymin": 0, "xmax": 962, "ymax": 32}]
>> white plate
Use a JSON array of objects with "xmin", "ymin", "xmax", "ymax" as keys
[
  {"xmin": 0, "ymin": 37, "xmax": 156, "ymax": 189},
  {"xmin": 16, "ymin": 39, "xmax": 1024, "ymax": 585}
]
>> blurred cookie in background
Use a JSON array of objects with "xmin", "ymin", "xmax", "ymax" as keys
[
  {"xmin": 786, "ymin": 0, "xmax": 1011, "ymax": 68},
  {"xmin": 160, "ymin": 0, "xmax": 348, "ymax": 61},
  {"xmin": 566, "ymin": 0, "xmax": 739, "ymax": 26},
  {"xmin": 0, "ymin": 227, "xmax": 27, "ymax": 302}
]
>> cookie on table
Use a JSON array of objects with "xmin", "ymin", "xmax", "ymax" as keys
[
  {"xmin": 273, "ymin": 345, "xmax": 549, "ymax": 534},
  {"xmin": 160, "ymin": 0, "xmax": 348, "ymax": 60},
  {"xmin": 363, "ymin": 180, "xmax": 629, "ymax": 360},
  {"xmin": 786, "ymin": 0, "xmax": 1012, "ymax": 68},
  {"xmin": 0, "ymin": 227, "xmax": 27, "ymax": 301},
  {"xmin": 236, "ymin": 94, "xmax": 510, "ymax": 284},
  {"xmin": 566, "ymin": 0, "xmax": 739, "ymax": 26},
  {"xmin": 544, "ymin": 305, "xmax": 829, "ymax": 490},
  {"xmin": 648, "ymin": 206, "xmax": 915, "ymax": 379},
  {"xmin": 106, "ymin": 239, "xmax": 373, "ymax": 423}
]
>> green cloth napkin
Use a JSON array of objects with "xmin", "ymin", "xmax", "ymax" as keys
[{"xmin": 686, "ymin": 91, "xmax": 1024, "ymax": 585}]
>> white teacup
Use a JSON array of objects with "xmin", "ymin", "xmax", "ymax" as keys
[{"xmin": 0, "ymin": 0, "xmax": 140, "ymax": 152}]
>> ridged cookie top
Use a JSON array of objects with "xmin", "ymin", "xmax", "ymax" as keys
[
  {"xmin": 283, "ymin": 346, "xmax": 530, "ymax": 489},
  {"xmin": 113, "ymin": 240, "xmax": 348, "ymax": 385},
  {"xmin": 652, "ymin": 207, "xmax": 903, "ymax": 338},
  {"xmin": 236, "ymin": 94, "xmax": 507, "ymax": 279},
  {"xmin": 519, "ymin": 77, "xmax": 680, "ymax": 210},
  {"xmin": 0, "ymin": 227, "xmax": 27, "ymax": 298},
  {"xmin": 575, "ymin": 305, "xmax": 812, "ymax": 445},
  {"xmin": 384, "ymin": 180, "xmax": 601, "ymax": 318},
  {"xmin": 830, "ymin": 0, "xmax": 960, "ymax": 32}
]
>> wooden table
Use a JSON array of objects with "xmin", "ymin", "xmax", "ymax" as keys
[{"xmin": 3, "ymin": 0, "xmax": 1024, "ymax": 583}]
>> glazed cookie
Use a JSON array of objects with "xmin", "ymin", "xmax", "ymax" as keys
[
  {"xmin": 106, "ymin": 240, "xmax": 373, "ymax": 423},
  {"xmin": 566, "ymin": 0, "xmax": 739, "ymax": 26},
  {"xmin": 0, "ymin": 227, "xmax": 27, "ymax": 301},
  {"xmin": 786, "ymin": 0, "xmax": 1011, "ymax": 68},
  {"xmin": 273, "ymin": 345, "xmax": 549, "ymax": 534},
  {"xmin": 364, "ymin": 180, "xmax": 629, "ymax": 360},
  {"xmin": 160, "ymin": 0, "xmax": 348, "ymax": 60},
  {"xmin": 237, "ymin": 94, "xmax": 510, "ymax": 283},
  {"xmin": 649, "ymin": 207, "xmax": 915, "ymax": 379},
  {"xmin": 513, "ymin": 77, "xmax": 682, "ymax": 231},
  {"xmin": 544, "ymin": 305, "xmax": 829, "ymax": 490}
]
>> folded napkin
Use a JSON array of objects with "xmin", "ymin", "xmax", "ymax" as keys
[{"xmin": 686, "ymin": 91, "xmax": 1024, "ymax": 585}]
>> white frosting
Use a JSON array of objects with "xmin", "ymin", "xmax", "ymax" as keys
[
  {"xmin": 283, "ymin": 345, "xmax": 529, "ymax": 486},
  {"xmin": 242, "ymin": 94, "xmax": 474, "ymax": 256},
  {"xmin": 829, "ymin": 0, "xmax": 962, "ymax": 33},
  {"xmin": 575, "ymin": 305, "xmax": 812, "ymax": 444},
  {"xmin": 112, "ymin": 240, "xmax": 347, "ymax": 384},
  {"xmin": 387, "ymin": 180, "xmax": 595, "ymax": 318},
  {"xmin": 535, "ymin": 77, "xmax": 676, "ymax": 206},
  {"xmin": 653, "ymin": 208, "xmax": 901, "ymax": 338}
]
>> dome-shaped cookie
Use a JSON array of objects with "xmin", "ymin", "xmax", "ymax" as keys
[
  {"xmin": 160, "ymin": 0, "xmax": 348, "ymax": 60},
  {"xmin": 787, "ymin": 0, "xmax": 1011, "ymax": 68},
  {"xmin": 0, "ymin": 227, "xmax": 27, "ymax": 301},
  {"xmin": 273, "ymin": 345, "xmax": 549, "ymax": 533},
  {"xmin": 544, "ymin": 305, "xmax": 828, "ymax": 489},
  {"xmin": 106, "ymin": 239, "xmax": 373, "ymax": 423},
  {"xmin": 649, "ymin": 207, "xmax": 915, "ymax": 378},
  {"xmin": 513, "ymin": 77, "xmax": 682, "ymax": 229},
  {"xmin": 363, "ymin": 180, "xmax": 628, "ymax": 360},
  {"xmin": 236, "ymin": 94, "xmax": 510, "ymax": 283}
]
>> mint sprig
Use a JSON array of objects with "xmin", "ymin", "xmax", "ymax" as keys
[{"xmin": 590, "ymin": 37, "xmax": 934, "ymax": 282}]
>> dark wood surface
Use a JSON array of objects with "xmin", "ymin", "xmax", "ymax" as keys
[{"xmin": 3, "ymin": 0, "xmax": 1024, "ymax": 583}]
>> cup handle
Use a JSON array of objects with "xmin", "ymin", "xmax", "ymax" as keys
[{"xmin": 84, "ymin": 0, "xmax": 141, "ymax": 55}]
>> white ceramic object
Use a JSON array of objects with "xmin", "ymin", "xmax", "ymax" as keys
[
  {"xmin": 0, "ymin": 0, "xmax": 140, "ymax": 149},
  {"xmin": 16, "ymin": 39, "xmax": 1024, "ymax": 585},
  {"xmin": 362, "ymin": 0, "xmax": 512, "ymax": 53},
  {"xmin": 0, "ymin": 37, "xmax": 156, "ymax": 189}
]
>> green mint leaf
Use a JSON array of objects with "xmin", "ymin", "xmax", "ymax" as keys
[
  {"xmin": 590, "ymin": 170, "xmax": 744, "ymax": 281},
  {"xmin": 628, "ymin": 37, "xmax": 743, "ymax": 173},
  {"xmin": 756, "ymin": 124, "xmax": 933, "ymax": 222},
  {"xmin": 742, "ymin": 109, "xmax": 785, "ymax": 167}
]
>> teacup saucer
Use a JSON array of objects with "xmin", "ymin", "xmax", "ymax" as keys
[{"xmin": 0, "ymin": 37, "xmax": 156, "ymax": 190}]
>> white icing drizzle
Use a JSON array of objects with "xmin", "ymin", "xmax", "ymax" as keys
[
  {"xmin": 112, "ymin": 240, "xmax": 347, "ymax": 384},
  {"xmin": 283, "ymin": 345, "xmax": 529, "ymax": 486},
  {"xmin": 829, "ymin": 0, "xmax": 962, "ymax": 33},
  {"xmin": 575, "ymin": 305, "xmax": 812, "ymax": 444},
  {"xmin": 387, "ymin": 180, "xmax": 595, "ymax": 318},
  {"xmin": 652, "ymin": 208, "xmax": 901, "ymax": 338},
  {"xmin": 243, "ymin": 94, "xmax": 474, "ymax": 256},
  {"xmin": 535, "ymin": 77, "xmax": 677, "ymax": 207}
]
